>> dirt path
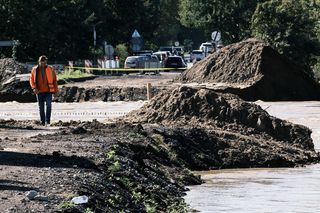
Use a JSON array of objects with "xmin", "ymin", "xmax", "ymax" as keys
[
  {"xmin": 0, "ymin": 125, "xmax": 103, "ymax": 212},
  {"xmin": 0, "ymin": 101, "xmax": 144, "ymax": 212}
]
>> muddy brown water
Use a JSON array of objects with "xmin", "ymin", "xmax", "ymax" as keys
[
  {"xmin": 185, "ymin": 101, "xmax": 320, "ymax": 213},
  {"xmin": 1, "ymin": 100, "xmax": 320, "ymax": 212},
  {"xmin": 0, "ymin": 101, "xmax": 145, "ymax": 122}
]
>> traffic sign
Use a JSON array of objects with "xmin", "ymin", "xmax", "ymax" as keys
[
  {"xmin": 131, "ymin": 29, "xmax": 143, "ymax": 52},
  {"xmin": 211, "ymin": 31, "xmax": 221, "ymax": 42},
  {"xmin": 132, "ymin": 29, "xmax": 141, "ymax": 38},
  {"xmin": 105, "ymin": 45, "xmax": 114, "ymax": 56}
]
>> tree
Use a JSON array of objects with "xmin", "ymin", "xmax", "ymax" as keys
[
  {"xmin": 178, "ymin": 0, "xmax": 266, "ymax": 44},
  {"xmin": 0, "ymin": 0, "xmax": 211, "ymax": 61},
  {"xmin": 251, "ymin": 0, "xmax": 320, "ymax": 76},
  {"xmin": 152, "ymin": 0, "xmax": 181, "ymax": 46},
  {"xmin": 115, "ymin": 43, "xmax": 129, "ymax": 67}
]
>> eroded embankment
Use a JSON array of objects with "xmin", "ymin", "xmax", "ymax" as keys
[
  {"xmin": 0, "ymin": 84, "xmax": 164, "ymax": 103},
  {"xmin": 0, "ymin": 120, "xmax": 201, "ymax": 212},
  {"xmin": 54, "ymin": 86, "xmax": 164, "ymax": 102},
  {"xmin": 125, "ymin": 86, "xmax": 319, "ymax": 167},
  {"xmin": 1, "ymin": 86, "xmax": 319, "ymax": 212}
]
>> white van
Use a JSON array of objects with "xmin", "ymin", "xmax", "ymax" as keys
[
  {"xmin": 190, "ymin": 50, "xmax": 205, "ymax": 62},
  {"xmin": 153, "ymin": 51, "xmax": 171, "ymax": 67},
  {"xmin": 200, "ymin": 42, "xmax": 214, "ymax": 53}
]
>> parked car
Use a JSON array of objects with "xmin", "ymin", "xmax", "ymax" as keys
[
  {"xmin": 200, "ymin": 42, "xmax": 214, "ymax": 53},
  {"xmin": 124, "ymin": 56, "xmax": 144, "ymax": 68},
  {"xmin": 159, "ymin": 46, "xmax": 184, "ymax": 56},
  {"xmin": 135, "ymin": 50, "xmax": 153, "ymax": 56},
  {"xmin": 124, "ymin": 55, "xmax": 160, "ymax": 74},
  {"xmin": 164, "ymin": 56, "xmax": 187, "ymax": 69},
  {"xmin": 190, "ymin": 50, "xmax": 205, "ymax": 62},
  {"xmin": 153, "ymin": 51, "xmax": 171, "ymax": 67}
]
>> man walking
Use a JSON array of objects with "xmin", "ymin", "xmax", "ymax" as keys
[{"xmin": 30, "ymin": 55, "xmax": 58, "ymax": 126}]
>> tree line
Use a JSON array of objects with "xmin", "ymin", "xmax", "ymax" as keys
[{"xmin": 0, "ymin": 0, "xmax": 319, "ymax": 77}]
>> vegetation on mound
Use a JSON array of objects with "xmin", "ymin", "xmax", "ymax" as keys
[{"xmin": 46, "ymin": 122, "xmax": 201, "ymax": 212}]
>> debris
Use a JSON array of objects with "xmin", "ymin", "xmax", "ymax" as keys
[
  {"xmin": 71, "ymin": 195, "xmax": 89, "ymax": 204},
  {"xmin": 26, "ymin": 190, "xmax": 38, "ymax": 200},
  {"xmin": 71, "ymin": 126, "xmax": 87, "ymax": 134}
]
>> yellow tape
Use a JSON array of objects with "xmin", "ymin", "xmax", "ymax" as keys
[{"xmin": 65, "ymin": 66, "xmax": 186, "ymax": 71}]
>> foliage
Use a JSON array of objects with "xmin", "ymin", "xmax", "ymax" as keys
[
  {"xmin": 58, "ymin": 201, "xmax": 76, "ymax": 210},
  {"xmin": 57, "ymin": 69, "xmax": 93, "ymax": 81},
  {"xmin": 89, "ymin": 46, "xmax": 104, "ymax": 58},
  {"xmin": 179, "ymin": 0, "xmax": 266, "ymax": 44},
  {"xmin": 84, "ymin": 208, "xmax": 94, "ymax": 213},
  {"xmin": 251, "ymin": 0, "xmax": 320, "ymax": 75},
  {"xmin": 115, "ymin": 44, "xmax": 129, "ymax": 67},
  {"xmin": 1, "ymin": 0, "xmax": 319, "ymax": 72}
]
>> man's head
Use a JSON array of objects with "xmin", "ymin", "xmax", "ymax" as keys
[{"xmin": 38, "ymin": 55, "xmax": 48, "ymax": 66}]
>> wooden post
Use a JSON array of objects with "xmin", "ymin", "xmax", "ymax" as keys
[{"xmin": 147, "ymin": 83, "xmax": 152, "ymax": 100}]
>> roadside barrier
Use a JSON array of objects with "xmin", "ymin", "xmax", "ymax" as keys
[{"xmin": 84, "ymin": 60, "xmax": 93, "ymax": 73}]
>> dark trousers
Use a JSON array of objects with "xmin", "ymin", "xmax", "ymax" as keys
[{"xmin": 36, "ymin": 93, "xmax": 52, "ymax": 125}]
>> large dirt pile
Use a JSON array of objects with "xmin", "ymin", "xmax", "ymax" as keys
[
  {"xmin": 178, "ymin": 38, "xmax": 320, "ymax": 101},
  {"xmin": 0, "ymin": 58, "xmax": 32, "ymax": 102},
  {"xmin": 125, "ymin": 86, "xmax": 319, "ymax": 167},
  {"xmin": 0, "ymin": 58, "xmax": 26, "ymax": 84}
]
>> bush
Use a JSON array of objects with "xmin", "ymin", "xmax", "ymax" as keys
[
  {"xmin": 251, "ymin": 0, "xmax": 320, "ymax": 77},
  {"xmin": 115, "ymin": 44, "xmax": 129, "ymax": 68}
]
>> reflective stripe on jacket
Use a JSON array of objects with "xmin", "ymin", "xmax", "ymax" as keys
[{"xmin": 30, "ymin": 65, "xmax": 58, "ymax": 93}]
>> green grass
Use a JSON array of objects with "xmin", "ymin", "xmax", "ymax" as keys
[
  {"xmin": 58, "ymin": 201, "xmax": 76, "ymax": 210},
  {"xmin": 57, "ymin": 69, "xmax": 93, "ymax": 81}
]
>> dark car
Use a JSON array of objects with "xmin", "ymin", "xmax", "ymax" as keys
[
  {"xmin": 159, "ymin": 46, "xmax": 184, "ymax": 56},
  {"xmin": 164, "ymin": 56, "xmax": 187, "ymax": 69}
]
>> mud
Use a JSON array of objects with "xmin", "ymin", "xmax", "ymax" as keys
[
  {"xmin": 0, "ymin": 84, "xmax": 164, "ymax": 103},
  {"xmin": 125, "ymin": 86, "xmax": 319, "ymax": 167},
  {"xmin": 0, "ymin": 73, "xmax": 173, "ymax": 103},
  {"xmin": 0, "ymin": 120, "xmax": 201, "ymax": 212},
  {"xmin": 0, "ymin": 58, "xmax": 26, "ymax": 86},
  {"xmin": 1, "ymin": 56, "xmax": 320, "ymax": 212},
  {"xmin": 1, "ymin": 87, "xmax": 319, "ymax": 212},
  {"xmin": 178, "ymin": 39, "xmax": 320, "ymax": 101},
  {"xmin": 54, "ymin": 86, "xmax": 165, "ymax": 102}
]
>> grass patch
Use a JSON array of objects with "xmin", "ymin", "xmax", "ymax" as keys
[
  {"xmin": 58, "ymin": 201, "xmax": 76, "ymax": 210},
  {"xmin": 57, "ymin": 69, "xmax": 93, "ymax": 81}
]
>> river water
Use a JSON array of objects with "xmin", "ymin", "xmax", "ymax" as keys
[
  {"xmin": 185, "ymin": 101, "xmax": 320, "ymax": 213},
  {"xmin": 0, "ymin": 101, "xmax": 145, "ymax": 121}
]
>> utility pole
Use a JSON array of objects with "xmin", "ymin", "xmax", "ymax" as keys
[{"xmin": 93, "ymin": 25, "xmax": 96, "ymax": 47}]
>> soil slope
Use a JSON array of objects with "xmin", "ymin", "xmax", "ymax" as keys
[
  {"xmin": 0, "ymin": 58, "xmax": 26, "ymax": 86},
  {"xmin": 178, "ymin": 38, "xmax": 320, "ymax": 101},
  {"xmin": 125, "ymin": 86, "xmax": 319, "ymax": 168}
]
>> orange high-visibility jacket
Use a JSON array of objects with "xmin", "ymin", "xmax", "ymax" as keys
[{"xmin": 30, "ymin": 65, "xmax": 58, "ymax": 93}]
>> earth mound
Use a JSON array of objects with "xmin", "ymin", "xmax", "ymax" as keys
[
  {"xmin": 125, "ymin": 86, "xmax": 319, "ymax": 167},
  {"xmin": 0, "ymin": 58, "xmax": 32, "ymax": 102},
  {"xmin": 178, "ymin": 38, "xmax": 320, "ymax": 101},
  {"xmin": 0, "ymin": 58, "xmax": 26, "ymax": 85}
]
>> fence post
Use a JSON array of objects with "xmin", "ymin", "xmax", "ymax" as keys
[{"xmin": 147, "ymin": 83, "xmax": 152, "ymax": 100}]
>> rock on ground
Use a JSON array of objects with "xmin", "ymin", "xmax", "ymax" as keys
[{"xmin": 178, "ymin": 38, "xmax": 320, "ymax": 101}]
